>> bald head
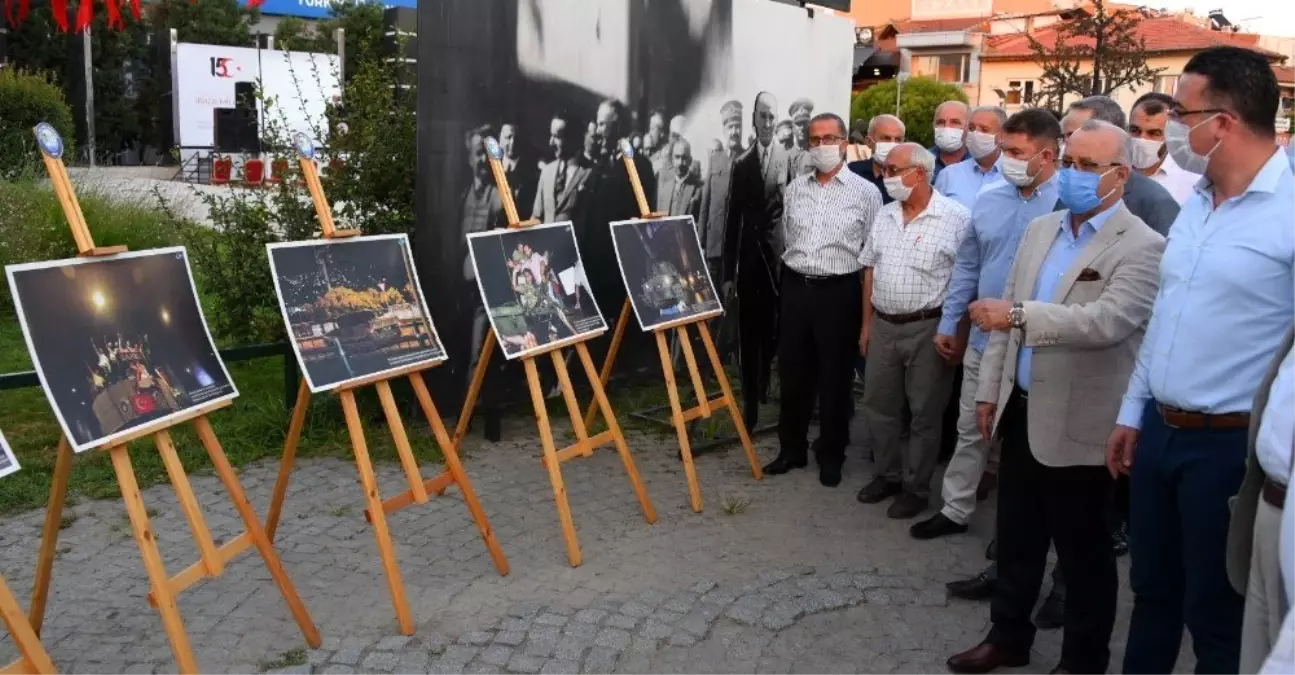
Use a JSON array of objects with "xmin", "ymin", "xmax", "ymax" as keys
[
  {"xmin": 1061, "ymin": 119, "xmax": 1132, "ymax": 215},
  {"xmin": 1068, "ymin": 119, "xmax": 1130, "ymax": 166},
  {"xmin": 934, "ymin": 101, "xmax": 969, "ymax": 130},
  {"xmin": 867, "ymin": 114, "xmax": 905, "ymax": 142}
]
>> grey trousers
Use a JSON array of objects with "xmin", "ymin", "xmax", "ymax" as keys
[
  {"xmin": 862, "ymin": 315, "xmax": 955, "ymax": 499},
  {"xmin": 1240, "ymin": 500, "xmax": 1286, "ymax": 674}
]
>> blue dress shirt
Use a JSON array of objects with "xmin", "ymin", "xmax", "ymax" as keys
[
  {"xmin": 935, "ymin": 155, "xmax": 1003, "ymax": 210},
  {"xmin": 938, "ymin": 177, "xmax": 1061, "ymax": 353},
  {"xmin": 1117, "ymin": 149, "xmax": 1295, "ymax": 428},
  {"xmin": 1017, "ymin": 201, "xmax": 1123, "ymax": 390}
]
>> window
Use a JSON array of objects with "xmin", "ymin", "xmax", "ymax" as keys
[
  {"xmin": 912, "ymin": 53, "xmax": 971, "ymax": 84},
  {"xmin": 1005, "ymin": 80, "xmax": 1035, "ymax": 106},
  {"xmin": 1154, "ymin": 75, "xmax": 1177, "ymax": 96}
]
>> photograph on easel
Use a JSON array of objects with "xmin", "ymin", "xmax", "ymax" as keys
[
  {"xmin": 467, "ymin": 221, "xmax": 606, "ymax": 360},
  {"xmin": 5, "ymin": 248, "xmax": 238, "ymax": 453},
  {"xmin": 268, "ymin": 234, "xmax": 447, "ymax": 393},
  {"xmin": 0, "ymin": 430, "xmax": 19, "ymax": 480},
  {"xmin": 610, "ymin": 215, "xmax": 723, "ymax": 331}
]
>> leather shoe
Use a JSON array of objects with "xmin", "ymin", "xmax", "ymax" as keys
[
  {"xmin": 947, "ymin": 563, "xmax": 997, "ymax": 601},
  {"xmin": 1034, "ymin": 585, "xmax": 1065, "ymax": 630},
  {"xmin": 762, "ymin": 456, "xmax": 807, "ymax": 475},
  {"xmin": 909, "ymin": 512, "xmax": 969, "ymax": 539},
  {"xmin": 886, "ymin": 491, "xmax": 929, "ymax": 519},
  {"xmin": 1112, "ymin": 520, "xmax": 1129, "ymax": 557},
  {"xmin": 819, "ymin": 463, "xmax": 842, "ymax": 487},
  {"xmin": 856, "ymin": 477, "xmax": 902, "ymax": 504},
  {"xmin": 946, "ymin": 642, "xmax": 1029, "ymax": 674}
]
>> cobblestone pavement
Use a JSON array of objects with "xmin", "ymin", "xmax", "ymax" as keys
[{"xmin": 1, "ymin": 411, "xmax": 1175, "ymax": 673}]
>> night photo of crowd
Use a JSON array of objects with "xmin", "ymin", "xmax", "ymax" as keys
[{"xmin": 610, "ymin": 215, "xmax": 722, "ymax": 330}]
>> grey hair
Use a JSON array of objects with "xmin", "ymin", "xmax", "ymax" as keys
[
  {"xmin": 1068, "ymin": 96, "xmax": 1127, "ymax": 129},
  {"xmin": 935, "ymin": 100, "xmax": 969, "ymax": 120},
  {"xmin": 970, "ymin": 105, "xmax": 1008, "ymax": 128},
  {"xmin": 809, "ymin": 112, "xmax": 848, "ymax": 138},
  {"xmin": 1077, "ymin": 119, "xmax": 1132, "ymax": 165},
  {"xmin": 867, "ymin": 114, "xmax": 906, "ymax": 137},
  {"xmin": 894, "ymin": 142, "xmax": 936, "ymax": 183}
]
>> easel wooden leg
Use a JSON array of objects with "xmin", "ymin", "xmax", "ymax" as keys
[
  {"xmin": 575, "ymin": 343, "xmax": 657, "ymax": 524},
  {"xmin": 375, "ymin": 380, "xmax": 429, "ymax": 504},
  {"xmin": 676, "ymin": 325, "xmax": 711, "ymax": 418},
  {"xmin": 1, "ymin": 574, "xmax": 56, "ymax": 674},
  {"xmin": 408, "ymin": 374, "xmax": 510, "ymax": 576},
  {"xmin": 583, "ymin": 298, "xmax": 632, "ymax": 429},
  {"xmin": 452, "ymin": 332, "xmax": 496, "ymax": 450},
  {"xmin": 155, "ymin": 430, "xmax": 223, "ymax": 576},
  {"xmin": 339, "ymin": 390, "xmax": 415, "ymax": 635},
  {"xmin": 266, "ymin": 379, "xmax": 311, "ymax": 541},
  {"xmin": 656, "ymin": 332, "xmax": 703, "ymax": 513},
  {"xmin": 698, "ymin": 323, "xmax": 763, "ymax": 480},
  {"xmin": 524, "ymin": 358, "xmax": 583, "ymax": 567},
  {"xmin": 193, "ymin": 418, "xmax": 322, "ymax": 648},
  {"xmin": 550, "ymin": 351, "xmax": 593, "ymax": 457},
  {"xmin": 28, "ymin": 435, "xmax": 72, "ymax": 634},
  {"xmin": 108, "ymin": 444, "xmax": 199, "ymax": 674}
]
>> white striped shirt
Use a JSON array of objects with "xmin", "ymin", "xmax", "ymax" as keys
[
  {"xmin": 859, "ymin": 190, "xmax": 971, "ymax": 315},
  {"xmin": 781, "ymin": 168, "xmax": 884, "ymax": 276}
]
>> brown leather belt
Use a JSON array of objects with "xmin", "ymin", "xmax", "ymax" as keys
[
  {"xmin": 1156, "ymin": 403, "xmax": 1250, "ymax": 430},
  {"xmin": 1263, "ymin": 477, "xmax": 1287, "ymax": 510},
  {"xmin": 875, "ymin": 306, "xmax": 943, "ymax": 325}
]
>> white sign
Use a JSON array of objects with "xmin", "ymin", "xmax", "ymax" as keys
[{"xmin": 1277, "ymin": 116, "xmax": 1292, "ymax": 133}]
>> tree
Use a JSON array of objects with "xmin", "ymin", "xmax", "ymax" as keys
[
  {"xmin": 313, "ymin": 0, "xmax": 385, "ymax": 81},
  {"xmin": 1027, "ymin": 0, "xmax": 1163, "ymax": 110},
  {"xmin": 273, "ymin": 16, "xmax": 318, "ymax": 52},
  {"xmin": 149, "ymin": 0, "xmax": 258, "ymax": 46},
  {"xmin": 851, "ymin": 77, "xmax": 969, "ymax": 148}
]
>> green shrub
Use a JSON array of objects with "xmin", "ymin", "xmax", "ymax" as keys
[
  {"xmin": 851, "ymin": 77, "xmax": 970, "ymax": 149},
  {"xmin": 0, "ymin": 70, "xmax": 76, "ymax": 180}
]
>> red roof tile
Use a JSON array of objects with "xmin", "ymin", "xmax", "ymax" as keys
[
  {"xmin": 1275, "ymin": 65, "xmax": 1295, "ymax": 84},
  {"xmin": 983, "ymin": 16, "xmax": 1284, "ymax": 60},
  {"xmin": 888, "ymin": 17, "xmax": 989, "ymax": 34}
]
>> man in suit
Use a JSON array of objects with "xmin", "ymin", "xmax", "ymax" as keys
[
  {"xmin": 847, "ymin": 114, "xmax": 905, "ymax": 204},
  {"xmin": 701, "ymin": 100, "xmax": 745, "ymax": 360},
  {"xmin": 460, "ymin": 125, "xmax": 507, "ymax": 396},
  {"xmin": 644, "ymin": 109, "xmax": 667, "ymax": 171},
  {"xmin": 788, "ymin": 98, "xmax": 815, "ymax": 175},
  {"xmin": 1228, "ymin": 329, "xmax": 1293, "ymax": 673},
  {"xmin": 532, "ymin": 114, "xmax": 593, "ymax": 224},
  {"xmin": 724, "ymin": 90, "xmax": 790, "ymax": 429},
  {"xmin": 947, "ymin": 119, "xmax": 1165, "ymax": 674},
  {"xmin": 500, "ymin": 123, "xmax": 538, "ymax": 220},
  {"xmin": 656, "ymin": 138, "xmax": 703, "ymax": 219}
]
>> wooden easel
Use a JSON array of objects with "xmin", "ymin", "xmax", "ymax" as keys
[
  {"xmin": 582, "ymin": 141, "xmax": 763, "ymax": 513},
  {"xmin": 452, "ymin": 137, "xmax": 656, "ymax": 568},
  {"xmin": 25, "ymin": 124, "xmax": 321, "ymax": 674},
  {"xmin": 261, "ymin": 133, "xmax": 508, "ymax": 637},
  {"xmin": 2, "ymin": 479, "xmax": 56, "ymax": 674}
]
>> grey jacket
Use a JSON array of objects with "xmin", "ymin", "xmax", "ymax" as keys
[
  {"xmin": 977, "ymin": 203, "xmax": 1165, "ymax": 467},
  {"xmin": 1227, "ymin": 328, "xmax": 1295, "ymax": 595}
]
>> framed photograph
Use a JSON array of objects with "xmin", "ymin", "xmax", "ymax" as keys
[
  {"xmin": 267, "ymin": 234, "xmax": 448, "ymax": 393},
  {"xmin": 467, "ymin": 221, "xmax": 606, "ymax": 360},
  {"xmin": 6, "ymin": 248, "xmax": 239, "ymax": 453},
  {"xmin": 610, "ymin": 216, "xmax": 723, "ymax": 331},
  {"xmin": 0, "ymin": 431, "xmax": 19, "ymax": 480}
]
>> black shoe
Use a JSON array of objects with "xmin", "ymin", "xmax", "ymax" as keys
[
  {"xmin": 1112, "ymin": 521, "xmax": 1129, "ymax": 557},
  {"xmin": 886, "ymin": 491, "xmax": 929, "ymax": 519},
  {"xmin": 857, "ymin": 477, "xmax": 902, "ymax": 504},
  {"xmin": 909, "ymin": 512, "xmax": 969, "ymax": 540},
  {"xmin": 762, "ymin": 455, "xmax": 807, "ymax": 475},
  {"xmin": 947, "ymin": 564, "xmax": 997, "ymax": 601},
  {"xmin": 1034, "ymin": 586, "xmax": 1065, "ymax": 630},
  {"xmin": 819, "ymin": 463, "xmax": 842, "ymax": 487}
]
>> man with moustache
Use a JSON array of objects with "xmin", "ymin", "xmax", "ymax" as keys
[
  {"xmin": 788, "ymin": 98, "xmax": 816, "ymax": 175},
  {"xmin": 848, "ymin": 114, "xmax": 905, "ymax": 204},
  {"xmin": 700, "ymin": 100, "xmax": 744, "ymax": 285},
  {"xmin": 934, "ymin": 106, "xmax": 1007, "ymax": 210},
  {"xmin": 532, "ymin": 113, "xmax": 593, "ymax": 224},
  {"xmin": 1127, "ymin": 92, "xmax": 1202, "ymax": 204},
  {"xmin": 656, "ymin": 138, "xmax": 702, "ymax": 219}
]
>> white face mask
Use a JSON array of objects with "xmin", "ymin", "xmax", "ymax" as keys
[
  {"xmin": 1129, "ymin": 137, "xmax": 1165, "ymax": 170},
  {"xmin": 1166, "ymin": 115, "xmax": 1221, "ymax": 175},
  {"xmin": 883, "ymin": 172, "xmax": 914, "ymax": 202},
  {"xmin": 873, "ymin": 141, "xmax": 898, "ymax": 164},
  {"xmin": 966, "ymin": 131, "xmax": 999, "ymax": 160},
  {"xmin": 933, "ymin": 127, "xmax": 964, "ymax": 153},
  {"xmin": 808, "ymin": 145, "xmax": 844, "ymax": 173},
  {"xmin": 1000, "ymin": 149, "xmax": 1043, "ymax": 187}
]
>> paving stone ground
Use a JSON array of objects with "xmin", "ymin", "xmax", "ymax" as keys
[{"xmin": 0, "ymin": 410, "xmax": 1186, "ymax": 673}]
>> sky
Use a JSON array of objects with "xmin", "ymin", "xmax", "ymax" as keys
[{"xmin": 1149, "ymin": 0, "xmax": 1295, "ymax": 38}]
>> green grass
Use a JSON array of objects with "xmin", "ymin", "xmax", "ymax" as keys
[{"xmin": 258, "ymin": 648, "xmax": 307, "ymax": 672}]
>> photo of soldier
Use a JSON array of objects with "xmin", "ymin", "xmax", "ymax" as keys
[{"xmin": 610, "ymin": 216, "xmax": 722, "ymax": 331}]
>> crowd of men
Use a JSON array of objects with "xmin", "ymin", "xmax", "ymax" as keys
[{"xmin": 759, "ymin": 46, "xmax": 1293, "ymax": 674}]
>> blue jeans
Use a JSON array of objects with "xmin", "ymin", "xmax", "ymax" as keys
[{"xmin": 1123, "ymin": 402, "xmax": 1246, "ymax": 674}]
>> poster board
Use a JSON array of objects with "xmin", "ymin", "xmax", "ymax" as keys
[
  {"xmin": 267, "ymin": 234, "xmax": 448, "ymax": 393},
  {"xmin": 610, "ymin": 215, "xmax": 723, "ymax": 331},
  {"xmin": 0, "ymin": 431, "xmax": 19, "ymax": 480},
  {"xmin": 467, "ymin": 221, "xmax": 606, "ymax": 360},
  {"xmin": 5, "ymin": 248, "xmax": 238, "ymax": 453}
]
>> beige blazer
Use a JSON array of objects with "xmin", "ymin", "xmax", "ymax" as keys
[
  {"xmin": 1227, "ymin": 328, "xmax": 1295, "ymax": 594},
  {"xmin": 977, "ymin": 203, "xmax": 1165, "ymax": 467}
]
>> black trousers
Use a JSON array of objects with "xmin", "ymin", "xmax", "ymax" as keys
[
  {"xmin": 988, "ymin": 389, "xmax": 1117, "ymax": 674},
  {"xmin": 736, "ymin": 272, "xmax": 778, "ymax": 429},
  {"xmin": 776, "ymin": 269, "xmax": 862, "ymax": 468}
]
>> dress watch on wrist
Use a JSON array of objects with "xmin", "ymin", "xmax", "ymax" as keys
[{"xmin": 1008, "ymin": 302, "xmax": 1026, "ymax": 329}]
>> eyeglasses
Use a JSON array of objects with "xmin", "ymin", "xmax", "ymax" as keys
[
  {"xmin": 1059, "ymin": 157, "xmax": 1122, "ymax": 173},
  {"xmin": 880, "ymin": 165, "xmax": 918, "ymax": 178},
  {"xmin": 1167, "ymin": 107, "xmax": 1228, "ymax": 122},
  {"xmin": 808, "ymin": 135, "xmax": 845, "ymax": 146}
]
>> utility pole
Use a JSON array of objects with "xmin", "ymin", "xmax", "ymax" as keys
[
  {"xmin": 83, "ymin": 28, "xmax": 96, "ymax": 167},
  {"xmin": 894, "ymin": 72, "xmax": 910, "ymax": 118}
]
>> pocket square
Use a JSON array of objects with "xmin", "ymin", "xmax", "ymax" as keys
[{"xmin": 1077, "ymin": 268, "xmax": 1102, "ymax": 281}]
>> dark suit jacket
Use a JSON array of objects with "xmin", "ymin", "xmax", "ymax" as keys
[
  {"xmin": 531, "ymin": 156, "xmax": 593, "ymax": 224},
  {"xmin": 1053, "ymin": 171, "xmax": 1179, "ymax": 236},
  {"xmin": 723, "ymin": 143, "xmax": 786, "ymax": 289},
  {"xmin": 504, "ymin": 158, "xmax": 539, "ymax": 221},
  {"xmin": 657, "ymin": 173, "xmax": 703, "ymax": 220},
  {"xmin": 700, "ymin": 148, "xmax": 740, "ymax": 260},
  {"xmin": 848, "ymin": 159, "xmax": 893, "ymax": 205}
]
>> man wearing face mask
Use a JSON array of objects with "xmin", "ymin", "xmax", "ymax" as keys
[
  {"xmin": 946, "ymin": 119, "xmax": 1165, "ymax": 675},
  {"xmin": 935, "ymin": 106, "xmax": 1008, "ymax": 210},
  {"xmin": 848, "ymin": 114, "xmax": 905, "ymax": 204},
  {"xmin": 1128, "ymin": 92, "xmax": 1201, "ymax": 205},
  {"xmin": 1110, "ymin": 46, "xmax": 1295, "ymax": 675},
  {"xmin": 857, "ymin": 143, "xmax": 971, "ymax": 519},
  {"xmin": 913, "ymin": 108, "xmax": 1062, "ymax": 543},
  {"xmin": 931, "ymin": 100, "xmax": 971, "ymax": 177},
  {"xmin": 768, "ymin": 112, "xmax": 883, "ymax": 486}
]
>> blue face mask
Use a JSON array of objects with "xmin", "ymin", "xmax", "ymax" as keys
[{"xmin": 1057, "ymin": 167, "xmax": 1116, "ymax": 214}]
